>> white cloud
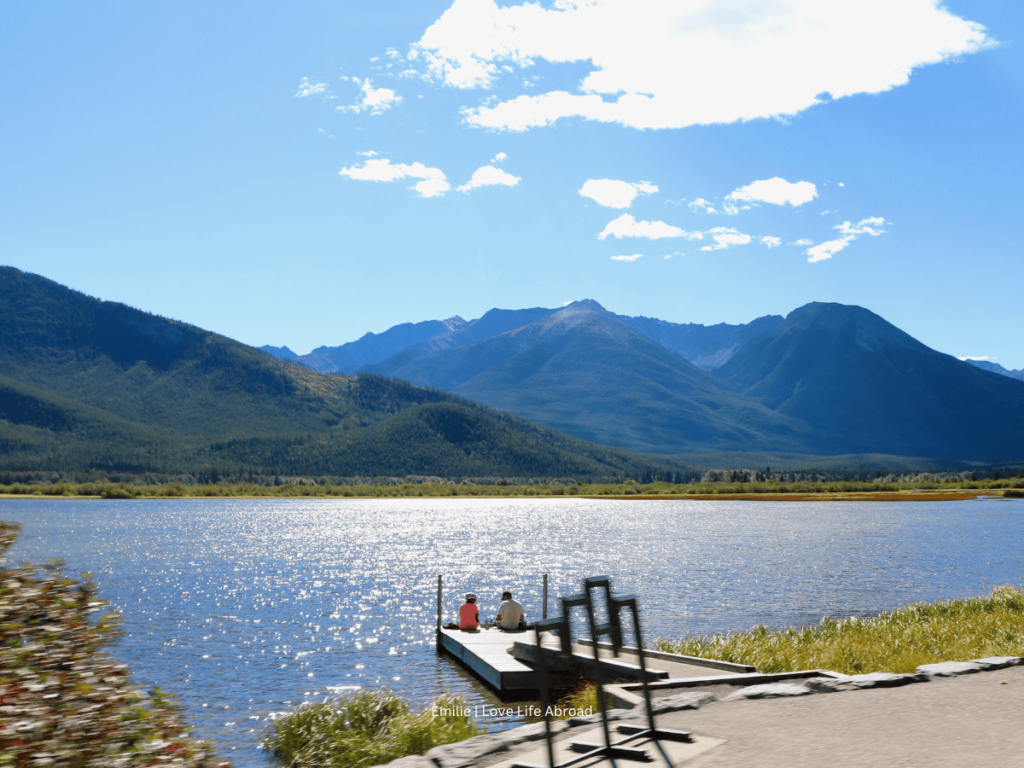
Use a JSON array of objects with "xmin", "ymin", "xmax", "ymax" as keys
[
  {"xmin": 339, "ymin": 78, "xmax": 402, "ymax": 115},
  {"xmin": 611, "ymin": 254, "xmax": 643, "ymax": 262},
  {"xmin": 761, "ymin": 236, "xmax": 782, "ymax": 248},
  {"xmin": 805, "ymin": 217, "xmax": 887, "ymax": 262},
  {"xmin": 386, "ymin": 48, "xmax": 402, "ymax": 60},
  {"xmin": 837, "ymin": 216, "xmax": 886, "ymax": 236},
  {"xmin": 958, "ymin": 356, "xmax": 991, "ymax": 361},
  {"xmin": 793, "ymin": 238, "xmax": 814, "ymax": 246},
  {"xmin": 456, "ymin": 164, "xmax": 521, "ymax": 192},
  {"xmin": 728, "ymin": 177, "xmax": 818, "ymax": 206},
  {"xmin": 491, "ymin": 152, "xmax": 507, "ymax": 163},
  {"xmin": 295, "ymin": 77, "xmax": 327, "ymax": 98},
  {"xmin": 598, "ymin": 214, "xmax": 701, "ymax": 241},
  {"xmin": 339, "ymin": 158, "xmax": 450, "ymax": 197},
  {"xmin": 689, "ymin": 198, "xmax": 717, "ymax": 214},
  {"xmin": 413, "ymin": 0, "xmax": 992, "ymax": 131},
  {"xmin": 806, "ymin": 237, "xmax": 852, "ymax": 262},
  {"xmin": 722, "ymin": 203, "xmax": 749, "ymax": 216},
  {"xmin": 358, "ymin": 150, "xmax": 379, "ymax": 157},
  {"xmin": 413, "ymin": 178, "xmax": 451, "ymax": 198},
  {"xmin": 579, "ymin": 179, "xmax": 658, "ymax": 209},
  {"xmin": 701, "ymin": 227, "xmax": 753, "ymax": 251}
]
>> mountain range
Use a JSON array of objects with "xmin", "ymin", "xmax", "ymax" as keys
[
  {"xmin": 265, "ymin": 299, "xmax": 1024, "ymax": 463},
  {"xmin": 0, "ymin": 267, "xmax": 689, "ymax": 483},
  {"xmin": 964, "ymin": 359, "xmax": 1024, "ymax": 382}
]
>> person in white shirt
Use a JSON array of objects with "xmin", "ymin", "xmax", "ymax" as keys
[{"xmin": 496, "ymin": 590, "xmax": 525, "ymax": 631}]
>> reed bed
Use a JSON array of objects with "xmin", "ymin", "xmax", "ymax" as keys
[
  {"xmin": 264, "ymin": 689, "xmax": 479, "ymax": 768},
  {"xmin": 659, "ymin": 586, "xmax": 1024, "ymax": 675}
]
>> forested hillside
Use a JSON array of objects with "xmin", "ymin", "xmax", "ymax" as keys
[{"xmin": 0, "ymin": 267, "xmax": 691, "ymax": 483}]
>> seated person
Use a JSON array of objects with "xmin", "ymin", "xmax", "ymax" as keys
[
  {"xmin": 496, "ymin": 590, "xmax": 525, "ymax": 630},
  {"xmin": 459, "ymin": 593, "xmax": 480, "ymax": 631}
]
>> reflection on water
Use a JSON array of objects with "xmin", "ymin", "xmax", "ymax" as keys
[{"xmin": 3, "ymin": 496, "xmax": 1022, "ymax": 765}]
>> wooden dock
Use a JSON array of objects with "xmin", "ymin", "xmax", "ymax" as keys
[
  {"xmin": 437, "ymin": 627, "xmax": 753, "ymax": 693},
  {"xmin": 433, "ymin": 574, "xmax": 756, "ymax": 695},
  {"xmin": 437, "ymin": 628, "xmax": 550, "ymax": 690}
]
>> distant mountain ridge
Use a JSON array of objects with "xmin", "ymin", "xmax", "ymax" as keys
[
  {"xmin": 363, "ymin": 300, "xmax": 815, "ymax": 454},
  {"xmin": 260, "ymin": 344, "xmax": 298, "ymax": 361},
  {"xmin": 285, "ymin": 303, "xmax": 771, "ymax": 374},
  {"xmin": 265, "ymin": 298, "xmax": 1024, "ymax": 463},
  {"xmin": 965, "ymin": 359, "xmax": 1024, "ymax": 382}
]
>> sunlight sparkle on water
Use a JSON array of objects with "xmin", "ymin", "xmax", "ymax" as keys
[{"xmin": 3, "ymin": 496, "xmax": 1022, "ymax": 766}]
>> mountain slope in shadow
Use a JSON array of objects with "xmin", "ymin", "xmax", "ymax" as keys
[
  {"xmin": 368, "ymin": 300, "xmax": 816, "ymax": 454},
  {"xmin": 713, "ymin": 302, "xmax": 1024, "ymax": 460}
]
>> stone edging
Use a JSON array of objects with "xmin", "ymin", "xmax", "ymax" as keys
[
  {"xmin": 722, "ymin": 656, "xmax": 1023, "ymax": 700},
  {"xmin": 373, "ymin": 657, "xmax": 1024, "ymax": 768}
]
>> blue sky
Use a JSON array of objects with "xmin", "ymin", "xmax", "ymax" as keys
[{"xmin": 2, "ymin": 1, "xmax": 1022, "ymax": 367}]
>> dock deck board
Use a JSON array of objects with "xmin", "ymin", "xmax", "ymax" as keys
[
  {"xmin": 437, "ymin": 628, "xmax": 746, "ymax": 692},
  {"xmin": 438, "ymin": 628, "xmax": 541, "ymax": 690}
]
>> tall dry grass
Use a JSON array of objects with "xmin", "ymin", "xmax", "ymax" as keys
[{"xmin": 659, "ymin": 586, "xmax": 1024, "ymax": 675}]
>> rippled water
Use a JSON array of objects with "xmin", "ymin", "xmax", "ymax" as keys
[{"xmin": 3, "ymin": 496, "xmax": 1022, "ymax": 765}]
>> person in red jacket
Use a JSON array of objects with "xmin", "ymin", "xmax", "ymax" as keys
[{"xmin": 459, "ymin": 593, "xmax": 479, "ymax": 631}]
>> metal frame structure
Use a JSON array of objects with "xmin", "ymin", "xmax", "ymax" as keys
[{"xmin": 512, "ymin": 576, "xmax": 691, "ymax": 768}]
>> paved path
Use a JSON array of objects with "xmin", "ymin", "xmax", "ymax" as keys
[{"xmin": 477, "ymin": 665, "xmax": 1024, "ymax": 768}]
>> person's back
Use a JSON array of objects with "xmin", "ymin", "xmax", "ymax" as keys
[
  {"xmin": 497, "ymin": 591, "xmax": 525, "ymax": 630},
  {"xmin": 459, "ymin": 594, "xmax": 479, "ymax": 630}
]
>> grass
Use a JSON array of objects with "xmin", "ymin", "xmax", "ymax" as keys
[
  {"xmin": 264, "ymin": 689, "xmax": 479, "ymax": 768},
  {"xmin": 658, "ymin": 586, "xmax": 1024, "ymax": 675},
  {"xmin": 1, "ymin": 476, "xmax": 1023, "ymax": 500}
]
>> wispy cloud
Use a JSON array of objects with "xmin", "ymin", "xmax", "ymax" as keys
[
  {"xmin": 456, "ymin": 165, "xmax": 521, "ymax": 192},
  {"xmin": 611, "ymin": 254, "xmax": 643, "ymax": 262},
  {"xmin": 761, "ymin": 236, "xmax": 782, "ymax": 247},
  {"xmin": 700, "ymin": 227, "xmax": 753, "ymax": 251},
  {"xmin": 579, "ymin": 179, "xmax": 658, "ymax": 209},
  {"xmin": 837, "ymin": 217, "xmax": 886, "ymax": 236},
  {"xmin": 412, "ymin": 0, "xmax": 992, "ymax": 131},
  {"xmin": 295, "ymin": 77, "xmax": 327, "ymax": 98},
  {"xmin": 339, "ymin": 158, "xmax": 449, "ymax": 198},
  {"xmin": 805, "ymin": 217, "xmax": 886, "ymax": 262},
  {"xmin": 598, "ymin": 214, "xmax": 701, "ymax": 241},
  {"xmin": 689, "ymin": 198, "xmax": 716, "ymax": 214},
  {"xmin": 728, "ymin": 178, "xmax": 818, "ymax": 206},
  {"xmin": 339, "ymin": 77, "xmax": 402, "ymax": 115},
  {"xmin": 491, "ymin": 152, "xmax": 507, "ymax": 163},
  {"xmin": 806, "ymin": 237, "xmax": 853, "ymax": 263}
]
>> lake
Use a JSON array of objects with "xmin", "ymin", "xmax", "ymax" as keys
[{"xmin": 2, "ymin": 496, "xmax": 1022, "ymax": 765}]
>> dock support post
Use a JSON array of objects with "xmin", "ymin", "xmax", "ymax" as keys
[{"xmin": 542, "ymin": 574, "xmax": 548, "ymax": 620}]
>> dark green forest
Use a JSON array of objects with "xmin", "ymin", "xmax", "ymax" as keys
[{"xmin": 0, "ymin": 267, "xmax": 693, "ymax": 484}]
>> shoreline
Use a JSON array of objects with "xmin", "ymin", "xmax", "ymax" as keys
[{"xmin": 0, "ymin": 489, "xmax": 1008, "ymax": 502}]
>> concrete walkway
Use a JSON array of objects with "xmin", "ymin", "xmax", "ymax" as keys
[
  {"xmin": 383, "ymin": 657, "xmax": 1024, "ymax": 768},
  {"xmin": 484, "ymin": 665, "xmax": 1024, "ymax": 768}
]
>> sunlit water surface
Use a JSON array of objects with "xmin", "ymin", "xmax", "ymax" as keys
[{"xmin": 3, "ymin": 497, "xmax": 1022, "ymax": 765}]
